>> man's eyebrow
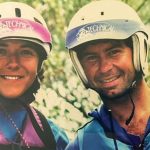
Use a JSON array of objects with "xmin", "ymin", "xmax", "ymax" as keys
[
  {"xmin": 105, "ymin": 45, "xmax": 122, "ymax": 51},
  {"xmin": 77, "ymin": 50, "xmax": 97, "ymax": 59}
]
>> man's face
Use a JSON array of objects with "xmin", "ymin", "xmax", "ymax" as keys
[
  {"xmin": 77, "ymin": 40, "xmax": 135, "ymax": 98},
  {"xmin": 0, "ymin": 39, "xmax": 39, "ymax": 99}
]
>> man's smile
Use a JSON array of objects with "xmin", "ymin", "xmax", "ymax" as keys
[{"xmin": 100, "ymin": 75, "xmax": 120, "ymax": 83}]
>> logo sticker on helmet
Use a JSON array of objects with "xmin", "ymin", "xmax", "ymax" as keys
[
  {"xmin": 0, "ymin": 19, "xmax": 33, "ymax": 32},
  {"xmin": 76, "ymin": 22, "xmax": 114, "ymax": 42},
  {"xmin": 0, "ymin": 18, "xmax": 51, "ymax": 43}
]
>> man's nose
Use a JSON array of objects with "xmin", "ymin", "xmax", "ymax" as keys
[{"xmin": 99, "ymin": 58, "xmax": 113, "ymax": 73}]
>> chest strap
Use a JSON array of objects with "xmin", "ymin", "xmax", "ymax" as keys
[{"xmin": 24, "ymin": 104, "xmax": 56, "ymax": 150}]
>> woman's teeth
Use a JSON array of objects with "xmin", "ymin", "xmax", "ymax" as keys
[{"xmin": 0, "ymin": 75, "xmax": 21, "ymax": 80}]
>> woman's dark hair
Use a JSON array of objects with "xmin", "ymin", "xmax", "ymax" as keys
[{"xmin": 21, "ymin": 41, "xmax": 48, "ymax": 104}]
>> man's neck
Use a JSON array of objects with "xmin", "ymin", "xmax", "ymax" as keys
[{"xmin": 103, "ymin": 80, "xmax": 150, "ymax": 136}]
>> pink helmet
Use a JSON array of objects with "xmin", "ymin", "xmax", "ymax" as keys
[{"xmin": 0, "ymin": 2, "xmax": 52, "ymax": 56}]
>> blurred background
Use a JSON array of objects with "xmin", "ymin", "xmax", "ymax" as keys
[{"xmin": 0, "ymin": 0, "xmax": 150, "ymax": 140}]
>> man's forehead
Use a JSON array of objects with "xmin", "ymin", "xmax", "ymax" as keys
[
  {"xmin": 76, "ymin": 39, "xmax": 126, "ymax": 52},
  {"xmin": 86, "ymin": 39, "xmax": 125, "ymax": 46}
]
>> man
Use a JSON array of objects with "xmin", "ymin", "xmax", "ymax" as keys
[
  {"xmin": 65, "ymin": 0, "xmax": 150, "ymax": 149},
  {"xmin": 0, "ymin": 2, "xmax": 68, "ymax": 150}
]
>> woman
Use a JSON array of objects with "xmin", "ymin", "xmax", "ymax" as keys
[{"xmin": 0, "ymin": 2, "xmax": 68, "ymax": 150}]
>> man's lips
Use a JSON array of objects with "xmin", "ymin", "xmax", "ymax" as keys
[
  {"xmin": 0, "ymin": 75, "xmax": 23, "ymax": 80},
  {"xmin": 99, "ymin": 75, "xmax": 120, "ymax": 83}
]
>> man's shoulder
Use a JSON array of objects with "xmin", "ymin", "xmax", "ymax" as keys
[
  {"xmin": 78, "ymin": 118, "xmax": 104, "ymax": 133},
  {"xmin": 65, "ymin": 119, "xmax": 105, "ymax": 150},
  {"xmin": 65, "ymin": 136, "xmax": 79, "ymax": 150}
]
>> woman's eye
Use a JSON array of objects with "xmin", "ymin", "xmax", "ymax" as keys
[
  {"xmin": 20, "ymin": 49, "xmax": 35, "ymax": 57},
  {"xmin": 0, "ymin": 49, "xmax": 7, "ymax": 57}
]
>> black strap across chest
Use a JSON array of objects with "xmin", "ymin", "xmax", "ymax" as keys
[{"xmin": 24, "ymin": 104, "xmax": 57, "ymax": 150}]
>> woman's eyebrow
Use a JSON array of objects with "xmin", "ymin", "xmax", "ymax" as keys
[
  {"xmin": 20, "ymin": 43, "xmax": 39, "ymax": 49},
  {"xmin": 0, "ymin": 43, "xmax": 7, "ymax": 47}
]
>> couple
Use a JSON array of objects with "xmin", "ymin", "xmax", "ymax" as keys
[{"xmin": 0, "ymin": 0, "xmax": 150, "ymax": 150}]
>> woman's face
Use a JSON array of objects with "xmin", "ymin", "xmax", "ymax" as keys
[{"xmin": 0, "ymin": 39, "xmax": 39, "ymax": 99}]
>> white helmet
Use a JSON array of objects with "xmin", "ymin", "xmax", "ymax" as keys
[
  {"xmin": 0, "ymin": 2, "xmax": 52, "ymax": 56},
  {"xmin": 66, "ymin": 0, "xmax": 149, "ymax": 87}
]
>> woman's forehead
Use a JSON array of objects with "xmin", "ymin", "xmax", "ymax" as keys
[{"xmin": 0, "ymin": 39, "xmax": 36, "ymax": 45}]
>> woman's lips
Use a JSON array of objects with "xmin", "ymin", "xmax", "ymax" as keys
[{"xmin": 0, "ymin": 75, "xmax": 23, "ymax": 80}]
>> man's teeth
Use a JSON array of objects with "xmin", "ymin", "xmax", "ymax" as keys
[
  {"xmin": 103, "ymin": 77, "xmax": 118, "ymax": 83},
  {"xmin": 2, "ymin": 76, "xmax": 20, "ymax": 80}
]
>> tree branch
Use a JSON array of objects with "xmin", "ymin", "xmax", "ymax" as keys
[{"xmin": 136, "ymin": 0, "xmax": 148, "ymax": 12}]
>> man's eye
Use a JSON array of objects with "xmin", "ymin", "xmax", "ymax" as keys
[
  {"xmin": 85, "ymin": 55, "xmax": 98, "ymax": 61},
  {"xmin": 108, "ymin": 49, "xmax": 121, "ymax": 56}
]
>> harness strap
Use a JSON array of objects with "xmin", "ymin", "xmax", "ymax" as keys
[{"xmin": 23, "ymin": 104, "xmax": 56, "ymax": 150}]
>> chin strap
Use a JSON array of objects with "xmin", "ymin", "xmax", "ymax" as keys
[
  {"xmin": 125, "ymin": 93, "xmax": 135, "ymax": 125},
  {"xmin": 125, "ymin": 80, "xmax": 136, "ymax": 125}
]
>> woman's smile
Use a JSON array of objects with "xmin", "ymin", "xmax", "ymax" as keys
[
  {"xmin": 0, "ymin": 75, "xmax": 23, "ymax": 80},
  {"xmin": 0, "ymin": 39, "xmax": 39, "ymax": 99}
]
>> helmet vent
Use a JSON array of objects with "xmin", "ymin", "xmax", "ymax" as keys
[
  {"xmin": 81, "ymin": 17, "xmax": 85, "ymax": 21},
  {"xmin": 15, "ymin": 8, "xmax": 21, "ymax": 17},
  {"xmin": 34, "ymin": 17, "xmax": 42, "ymax": 24},
  {"xmin": 100, "ymin": 12, "xmax": 104, "ymax": 15}
]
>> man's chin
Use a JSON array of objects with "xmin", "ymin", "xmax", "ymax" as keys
[{"xmin": 97, "ymin": 89, "xmax": 130, "ymax": 101}]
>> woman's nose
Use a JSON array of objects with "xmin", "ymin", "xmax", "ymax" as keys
[{"xmin": 6, "ymin": 54, "xmax": 20, "ymax": 70}]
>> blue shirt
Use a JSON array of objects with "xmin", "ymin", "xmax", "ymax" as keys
[
  {"xmin": 65, "ymin": 105, "xmax": 150, "ymax": 150},
  {"xmin": 0, "ymin": 105, "xmax": 69, "ymax": 150}
]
